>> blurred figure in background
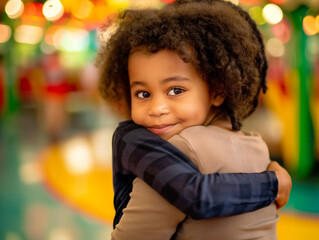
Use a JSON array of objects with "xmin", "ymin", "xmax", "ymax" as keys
[{"xmin": 41, "ymin": 53, "xmax": 75, "ymax": 142}]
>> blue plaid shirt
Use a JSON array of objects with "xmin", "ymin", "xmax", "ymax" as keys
[{"xmin": 112, "ymin": 120, "xmax": 278, "ymax": 228}]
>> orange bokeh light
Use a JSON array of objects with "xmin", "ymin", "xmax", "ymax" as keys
[
  {"xmin": 303, "ymin": 15, "xmax": 318, "ymax": 36},
  {"xmin": 269, "ymin": 0, "xmax": 286, "ymax": 5},
  {"xmin": 239, "ymin": 0, "xmax": 261, "ymax": 6}
]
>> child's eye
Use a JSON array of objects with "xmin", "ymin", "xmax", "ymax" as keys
[
  {"xmin": 136, "ymin": 91, "xmax": 151, "ymax": 99},
  {"xmin": 167, "ymin": 88, "xmax": 185, "ymax": 96}
]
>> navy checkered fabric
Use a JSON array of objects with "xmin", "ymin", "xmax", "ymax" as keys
[{"xmin": 112, "ymin": 120, "xmax": 278, "ymax": 228}]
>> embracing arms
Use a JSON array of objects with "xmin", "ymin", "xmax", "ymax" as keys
[{"xmin": 112, "ymin": 121, "xmax": 291, "ymax": 225}]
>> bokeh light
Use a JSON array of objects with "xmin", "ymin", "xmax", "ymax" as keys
[
  {"xmin": 20, "ymin": 161, "xmax": 43, "ymax": 184},
  {"xmin": 14, "ymin": 25, "xmax": 43, "ymax": 45},
  {"xmin": 0, "ymin": 24, "xmax": 12, "ymax": 43},
  {"xmin": 271, "ymin": 18, "xmax": 291, "ymax": 43},
  {"xmin": 52, "ymin": 28, "xmax": 90, "ymax": 52},
  {"xmin": 43, "ymin": 0, "xmax": 64, "ymax": 21},
  {"xmin": 1, "ymin": 0, "xmax": 319, "ymax": 239},
  {"xmin": 107, "ymin": 0, "xmax": 130, "ymax": 10},
  {"xmin": 303, "ymin": 15, "xmax": 318, "ymax": 36},
  {"xmin": 161, "ymin": 0, "xmax": 176, "ymax": 4},
  {"xmin": 262, "ymin": 3, "xmax": 283, "ymax": 24},
  {"xmin": 62, "ymin": 137, "xmax": 93, "ymax": 174},
  {"xmin": 71, "ymin": 0, "xmax": 94, "ymax": 20},
  {"xmin": 269, "ymin": 0, "xmax": 286, "ymax": 4},
  {"xmin": 5, "ymin": 0, "xmax": 24, "ymax": 19},
  {"xmin": 249, "ymin": 6, "xmax": 266, "ymax": 25},
  {"xmin": 49, "ymin": 228, "xmax": 72, "ymax": 240},
  {"xmin": 266, "ymin": 37, "xmax": 285, "ymax": 57},
  {"xmin": 225, "ymin": 0, "xmax": 239, "ymax": 5}
]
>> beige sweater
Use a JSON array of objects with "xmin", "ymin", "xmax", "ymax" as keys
[{"xmin": 111, "ymin": 125, "xmax": 278, "ymax": 240}]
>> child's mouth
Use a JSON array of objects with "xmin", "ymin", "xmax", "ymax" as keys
[{"xmin": 147, "ymin": 124, "xmax": 176, "ymax": 135}]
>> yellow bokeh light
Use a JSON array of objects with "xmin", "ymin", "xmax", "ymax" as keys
[
  {"xmin": 262, "ymin": 3, "xmax": 283, "ymax": 25},
  {"xmin": 107, "ymin": 0, "xmax": 130, "ymax": 10},
  {"xmin": 5, "ymin": 0, "xmax": 24, "ymax": 19},
  {"xmin": 303, "ymin": 15, "xmax": 318, "ymax": 36},
  {"xmin": 14, "ymin": 25, "xmax": 43, "ymax": 45},
  {"xmin": 249, "ymin": 6, "xmax": 266, "ymax": 25},
  {"xmin": 0, "ymin": 24, "xmax": 12, "ymax": 43},
  {"xmin": 43, "ymin": 0, "xmax": 64, "ymax": 21},
  {"xmin": 72, "ymin": 0, "xmax": 94, "ymax": 20},
  {"xmin": 315, "ymin": 15, "xmax": 319, "ymax": 32}
]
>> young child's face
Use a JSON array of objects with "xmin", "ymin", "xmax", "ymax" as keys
[{"xmin": 128, "ymin": 49, "xmax": 213, "ymax": 140}]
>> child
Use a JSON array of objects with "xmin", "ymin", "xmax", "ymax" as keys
[{"xmin": 96, "ymin": 0, "xmax": 291, "ymax": 238}]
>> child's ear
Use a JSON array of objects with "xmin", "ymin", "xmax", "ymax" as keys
[{"xmin": 210, "ymin": 92, "xmax": 226, "ymax": 107}]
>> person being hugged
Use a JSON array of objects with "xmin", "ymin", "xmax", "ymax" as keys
[{"xmin": 96, "ymin": 0, "xmax": 292, "ymax": 239}]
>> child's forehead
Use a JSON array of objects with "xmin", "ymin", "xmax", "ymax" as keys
[{"xmin": 130, "ymin": 45, "xmax": 195, "ymax": 60}]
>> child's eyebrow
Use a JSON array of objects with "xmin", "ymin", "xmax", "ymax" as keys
[
  {"xmin": 161, "ymin": 76, "xmax": 189, "ymax": 84},
  {"xmin": 130, "ymin": 76, "xmax": 189, "ymax": 88},
  {"xmin": 130, "ymin": 81, "xmax": 146, "ymax": 88}
]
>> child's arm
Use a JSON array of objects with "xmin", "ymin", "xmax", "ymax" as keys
[{"xmin": 113, "ymin": 121, "xmax": 286, "ymax": 221}]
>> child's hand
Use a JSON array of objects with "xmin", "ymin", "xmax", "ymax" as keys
[{"xmin": 267, "ymin": 161, "xmax": 292, "ymax": 209}]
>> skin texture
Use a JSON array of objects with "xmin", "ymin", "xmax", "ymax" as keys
[{"xmin": 128, "ymin": 49, "xmax": 225, "ymax": 140}]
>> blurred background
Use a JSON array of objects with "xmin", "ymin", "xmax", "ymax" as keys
[{"xmin": 0, "ymin": 0, "xmax": 318, "ymax": 239}]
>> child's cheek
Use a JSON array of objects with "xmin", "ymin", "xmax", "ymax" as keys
[{"xmin": 130, "ymin": 105, "xmax": 143, "ymax": 125}]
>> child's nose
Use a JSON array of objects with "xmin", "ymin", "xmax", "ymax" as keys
[{"xmin": 148, "ymin": 96, "xmax": 169, "ymax": 117}]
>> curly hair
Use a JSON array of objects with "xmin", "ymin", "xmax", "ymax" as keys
[{"xmin": 96, "ymin": 0, "xmax": 268, "ymax": 130}]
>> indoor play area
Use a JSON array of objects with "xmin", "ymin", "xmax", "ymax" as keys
[{"xmin": 1, "ymin": 0, "xmax": 319, "ymax": 239}]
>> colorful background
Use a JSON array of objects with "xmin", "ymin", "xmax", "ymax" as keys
[{"xmin": 0, "ymin": 0, "xmax": 319, "ymax": 239}]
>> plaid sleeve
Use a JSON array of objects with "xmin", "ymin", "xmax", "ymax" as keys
[{"xmin": 113, "ymin": 120, "xmax": 278, "ymax": 219}]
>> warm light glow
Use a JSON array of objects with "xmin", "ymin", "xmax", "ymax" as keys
[
  {"xmin": 262, "ymin": 4, "xmax": 283, "ymax": 25},
  {"xmin": 107, "ymin": 0, "xmax": 130, "ymax": 10},
  {"xmin": 225, "ymin": 0, "xmax": 239, "ymax": 5},
  {"xmin": 43, "ymin": 0, "xmax": 64, "ymax": 21},
  {"xmin": 91, "ymin": 129, "xmax": 113, "ymax": 168},
  {"xmin": 72, "ymin": 0, "xmax": 94, "ymax": 19},
  {"xmin": 62, "ymin": 137, "xmax": 93, "ymax": 174},
  {"xmin": 249, "ymin": 6, "xmax": 266, "ymax": 25},
  {"xmin": 303, "ymin": 15, "xmax": 318, "ymax": 36},
  {"xmin": 130, "ymin": 0, "xmax": 163, "ymax": 9},
  {"xmin": 266, "ymin": 38, "xmax": 285, "ymax": 57},
  {"xmin": 238, "ymin": 0, "xmax": 260, "ymax": 6},
  {"xmin": 0, "ymin": 24, "xmax": 12, "ymax": 43},
  {"xmin": 269, "ymin": 0, "xmax": 286, "ymax": 4},
  {"xmin": 161, "ymin": 0, "xmax": 176, "ymax": 4},
  {"xmin": 316, "ymin": 15, "xmax": 319, "ymax": 31},
  {"xmin": 271, "ymin": 19, "xmax": 291, "ymax": 43},
  {"xmin": 44, "ymin": 25, "xmax": 61, "ymax": 45},
  {"xmin": 20, "ymin": 161, "xmax": 42, "ymax": 184},
  {"xmin": 53, "ymin": 28, "xmax": 90, "ymax": 52},
  {"xmin": 49, "ymin": 228, "xmax": 72, "ymax": 240},
  {"xmin": 5, "ymin": 0, "xmax": 24, "ymax": 19},
  {"xmin": 98, "ymin": 23, "xmax": 118, "ymax": 43},
  {"xmin": 14, "ymin": 25, "xmax": 43, "ymax": 44}
]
